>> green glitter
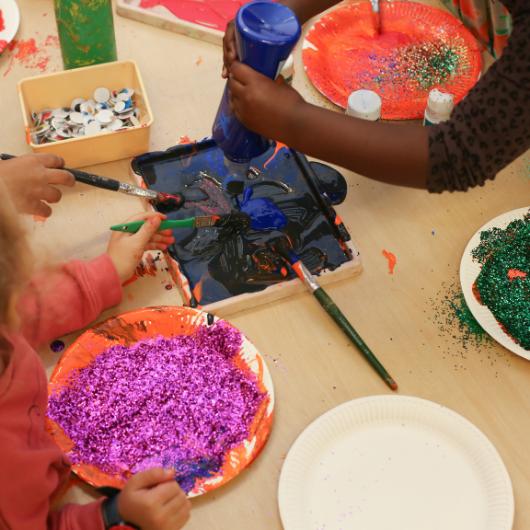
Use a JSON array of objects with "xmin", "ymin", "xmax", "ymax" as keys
[
  {"xmin": 449, "ymin": 291, "xmax": 487, "ymax": 339},
  {"xmin": 395, "ymin": 41, "xmax": 462, "ymax": 89},
  {"xmin": 472, "ymin": 213, "xmax": 530, "ymax": 350}
]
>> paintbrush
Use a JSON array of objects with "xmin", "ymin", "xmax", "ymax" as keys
[
  {"xmin": 110, "ymin": 212, "xmax": 251, "ymax": 233},
  {"xmin": 273, "ymin": 237, "xmax": 398, "ymax": 391},
  {"xmin": 371, "ymin": 0, "xmax": 381, "ymax": 34},
  {"xmin": 0, "ymin": 153, "xmax": 184, "ymax": 206}
]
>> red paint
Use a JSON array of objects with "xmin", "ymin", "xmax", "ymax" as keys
[
  {"xmin": 382, "ymin": 249, "xmax": 397, "ymax": 274},
  {"xmin": 0, "ymin": 9, "xmax": 5, "ymax": 32},
  {"xmin": 195, "ymin": 56, "xmax": 203, "ymax": 66},
  {"xmin": 165, "ymin": 284, "xmax": 173, "ymax": 290},
  {"xmin": 0, "ymin": 40, "xmax": 7, "ymax": 54},
  {"xmin": 178, "ymin": 135, "xmax": 193, "ymax": 144},
  {"xmin": 303, "ymin": 2, "xmax": 482, "ymax": 119},
  {"xmin": 2, "ymin": 35, "xmax": 59, "ymax": 77},
  {"xmin": 140, "ymin": 0, "xmax": 245, "ymax": 32},
  {"xmin": 33, "ymin": 215, "xmax": 47, "ymax": 223},
  {"xmin": 508, "ymin": 268, "xmax": 527, "ymax": 281}
]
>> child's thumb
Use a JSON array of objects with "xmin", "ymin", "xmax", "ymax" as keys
[
  {"xmin": 134, "ymin": 215, "xmax": 162, "ymax": 246},
  {"xmin": 128, "ymin": 467, "xmax": 175, "ymax": 490}
]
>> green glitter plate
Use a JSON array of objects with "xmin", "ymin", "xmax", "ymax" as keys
[{"xmin": 460, "ymin": 207, "xmax": 530, "ymax": 359}]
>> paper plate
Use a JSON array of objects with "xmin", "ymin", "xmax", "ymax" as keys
[
  {"xmin": 460, "ymin": 207, "xmax": 529, "ymax": 359},
  {"xmin": 47, "ymin": 306, "xmax": 274, "ymax": 497},
  {"xmin": 0, "ymin": 0, "xmax": 20, "ymax": 54},
  {"xmin": 279, "ymin": 395, "xmax": 513, "ymax": 530},
  {"xmin": 302, "ymin": 0, "xmax": 482, "ymax": 119}
]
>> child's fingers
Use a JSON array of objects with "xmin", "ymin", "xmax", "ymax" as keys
[
  {"xmin": 145, "ymin": 242, "xmax": 171, "ymax": 251},
  {"xmin": 133, "ymin": 215, "xmax": 162, "ymax": 247},
  {"xmin": 32, "ymin": 200, "xmax": 52, "ymax": 218},
  {"xmin": 35, "ymin": 153, "xmax": 65, "ymax": 169},
  {"xmin": 128, "ymin": 468, "xmax": 175, "ymax": 491},
  {"xmin": 122, "ymin": 211, "xmax": 166, "ymax": 224},
  {"xmin": 40, "ymin": 185, "xmax": 62, "ymax": 204},
  {"xmin": 45, "ymin": 168, "xmax": 75, "ymax": 187},
  {"xmin": 150, "ymin": 234, "xmax": 175, "ymax": 246}
]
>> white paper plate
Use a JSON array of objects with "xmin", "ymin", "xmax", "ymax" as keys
[
  {"xmin": 279, "ymin": 396, "xmax": 513, "ymax": 530},
  {"xmin": 460, "ymin": 207, "xmax": 529, "ymax": 359},
  {"xmin": 0, "ymin": 0, "xmax": 20, "ymax": 54}
]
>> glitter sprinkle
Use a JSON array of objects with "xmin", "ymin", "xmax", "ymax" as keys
[
  {"xmin": 382, "ymin": 249, "xmax": 397, "ymax": 274},
  {"xmin": 47, "ymin": 322, "xmax": 267, "ymax": 492},
  {"xmin": 472, "ymin": 213, "xmax": 529, "ymax": 349}
]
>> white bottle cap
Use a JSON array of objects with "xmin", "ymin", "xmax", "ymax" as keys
[
  {"xmin": 280, "ymin": 54, "xmax": 294, "ymax": 81},
  {"xmin": 346, "ymin": 90, "xmax": 382, "ymax": 121},
  {"xmin": 426, "ymin": 89, "xmax": 454, "ymax": 117}
]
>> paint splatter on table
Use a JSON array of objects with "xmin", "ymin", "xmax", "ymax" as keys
[
  {"xmin": 1, "ymin": 34, "xmax": 59, "ymax": 77},
  {"xmin": 303, "ymin": 1, "xmax": 482, "ymax": 119},
  {"xmin": 382, "ymin": 249, "xmax": 397, "ymax": 274}
]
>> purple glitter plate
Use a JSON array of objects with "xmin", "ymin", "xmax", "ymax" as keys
[{"xmin": 46, "ymin": 306, "xmax": 274, "ymax": 497}]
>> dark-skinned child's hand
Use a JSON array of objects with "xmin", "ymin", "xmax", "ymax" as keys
[
  {"xmin": 222, "ymin": 20, "xmax": 237, "ymax": 78},
  {"xmin": 228, "ymin": 61, "xmax": 306, "ymax": 142}
]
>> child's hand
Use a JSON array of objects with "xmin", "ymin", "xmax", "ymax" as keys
[
  {"xmin": 107, "ymin": 212, "xmax": 175, "ymax": 283},
  {"xmin": 118, "ymin": 468, "xmax": 191, "ymax": 530},
  {"xmin": 0, "ymin": 154, "xmax": 74, "ymax": 218},
  {"xmin": 222, "ymin": 20, "xmax": 237, "ymax": 78},
  {"xmin": 228, "ymin": 61, "xmax": 306, "ymax": 142}
]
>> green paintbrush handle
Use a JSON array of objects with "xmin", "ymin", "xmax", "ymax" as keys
[
  {"xmin": 313, "ymin": 287, "xmax": 398, "ymax": 391},
  {"xmin": 110, "ymin": 218, "xmax": 196, "ymax": 233}
]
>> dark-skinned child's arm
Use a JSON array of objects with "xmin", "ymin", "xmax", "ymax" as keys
[{"xmin": 228, "ymin": 61, "xmax": 430, "ymax": 189}]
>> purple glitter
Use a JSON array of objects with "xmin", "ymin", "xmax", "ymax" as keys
[{"xmin": 47, "ymin": 322, "xmax": 266, "ymax": 491}]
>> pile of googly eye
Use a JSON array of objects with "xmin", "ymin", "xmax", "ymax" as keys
[{"xmin": 30, "ymin": 87, "xmax": 140, "ymax": 144}]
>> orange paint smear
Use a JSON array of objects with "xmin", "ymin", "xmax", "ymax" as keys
[
  {"xmin": 192, "ymin": 280, "xmax": 203, "ymax": 304},
  {"xmin": 33, "ymin": 215, "xmax": 47, "ymax": 223},
  {"xmin": 263, "ymin": 142, "xmax": 287, "ymax": 169},
  {"xmin": 508, "ymin": 269, "xmax": 527, "ymax": 281},
  {"xmin": 382, "ymin": 249, "xmax": 397, "ymax": 274}
]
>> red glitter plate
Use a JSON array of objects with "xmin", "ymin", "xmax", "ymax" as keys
[
  {"xmin": 302, "ymin": 0, "xmax": 482, "ymax": 119},
  {"xmin": 46, "ymin": 306, "xmax": 274, "ymax": 497}
]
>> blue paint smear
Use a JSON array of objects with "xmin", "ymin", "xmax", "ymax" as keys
[{"xmin": 240, "ymin": 187, "xmax": 288, "ymax": 231}]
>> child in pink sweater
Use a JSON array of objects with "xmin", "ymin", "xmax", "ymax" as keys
[{"xmin": 0, "ymin": 158, "xmax": 190, "ymax": 530}]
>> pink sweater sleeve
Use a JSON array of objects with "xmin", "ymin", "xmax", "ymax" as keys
[
  {"xmin": 47, "ymin": 500, "xmax": 105, "ymax": 530},
  {"xmin": 18, "ymin": 254, "xmax": 122, "ymax": 348}
]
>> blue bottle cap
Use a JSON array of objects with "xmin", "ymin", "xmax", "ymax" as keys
[{"xmin": 237, "ymin": 1, "xmax": 301, "ymax": 46}]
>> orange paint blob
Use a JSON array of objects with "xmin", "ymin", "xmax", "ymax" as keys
[
  {"xmin": 263, "ymin": 142, "xmax": 287, "ymax": 169},
  {"xmin": 382, "ymin": 249, "xmax": 397, "ymax": 274},
  {"xmin": 508, "ymin": 269, "xmax": 527, "ymax": 281}
]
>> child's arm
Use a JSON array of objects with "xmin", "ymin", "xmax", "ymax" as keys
[
  {"xmin": 227, "ymin": 0, "xmax": 529, "ymax": 193},
  {"xmin": 18, "ymin": 212, "xmax": 174, "ymax": 348},
  {"xmin": 0, "ymin": 154, "xmax": 74, "ymax": 218},
  {"xmin": 228, "ymin": 63, "xmax": 430, "ymax": 188}
]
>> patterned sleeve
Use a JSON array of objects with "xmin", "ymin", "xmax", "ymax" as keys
[{"xmin": 427, "ymin": 2, "xmax": 529, "ymax": 192}]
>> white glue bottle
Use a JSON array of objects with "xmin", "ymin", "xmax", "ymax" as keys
[
  {"xmin": 346, "ymin": 90, "xmax": 382, "ymax": 121},
  {"xmin": 279, "ymin": 53, "xmax": 294, "ymax": 84},
  {"xmin": 423, "ymin": 89, "xmax": 454, "ymax": 126}
]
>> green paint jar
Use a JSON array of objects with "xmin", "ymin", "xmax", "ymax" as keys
[{"xmin": 55, "ymin": 0, "xmax": 117, "ymax": 70}]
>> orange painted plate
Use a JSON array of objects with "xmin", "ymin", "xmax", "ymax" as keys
[
  {"xmin": 47, "ymin": 306, "xmax": 274, "ymax": 497},
  {"xmin": 302, "ymin": 0, "xmax": 482, "ymax": 120}
]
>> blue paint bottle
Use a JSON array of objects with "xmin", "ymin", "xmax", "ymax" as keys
[{"xmin": 212, "ymin": 1, "xmax": 301, "ymax": 164}]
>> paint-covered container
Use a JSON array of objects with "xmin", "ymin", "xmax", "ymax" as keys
[
  {"xmin": 212, "ymin": 1, "xmax": 301, "ymax": 163},
  {"xmin": 423, "ymin": 89, "xmax": 454, "ymax": 126},
  {"xmin": 346, "ymin": 90, "xmax": 382, "ymax": 121},
  {"xmin": 17, "ymin": 60, "xmax": 153, "ymax": 168},
  {"xmin": 54, "ymin": 0, "xmax": 117, "ymax": 70}
]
